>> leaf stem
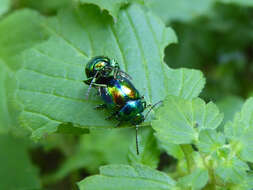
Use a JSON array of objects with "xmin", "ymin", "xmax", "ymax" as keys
[{"xmin": 180, "ymin": 144, "xmax": 193, "ymax": 174}]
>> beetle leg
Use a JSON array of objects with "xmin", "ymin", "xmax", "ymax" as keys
[
  {"xmin": 83, "ymin": 77, "xmax": 93, "ymax": 85},
  {"xmin": 94, "ymin": 104, "xmax": 107, "ymax": 110}
]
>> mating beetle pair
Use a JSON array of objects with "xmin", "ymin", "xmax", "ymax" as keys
[{"xmin": 84, "ymin": 56, "xmax": 161, "ymax": 154}]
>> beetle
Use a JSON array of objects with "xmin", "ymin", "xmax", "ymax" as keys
[
  {"xmin": 84, "ymin": 57, "xmax": 161, "ymax": 154},
  {"xmin": 84, "ymin": 56, "xmax": 131, "ymax": 98}
]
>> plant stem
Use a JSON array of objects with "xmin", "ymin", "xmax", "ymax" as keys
[{"xmin": 180, "ymin": 144, "xmax": 193, "ymax": 174}]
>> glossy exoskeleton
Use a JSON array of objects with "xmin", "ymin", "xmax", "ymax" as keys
[
  {"xmin": 84, "ymin": 56, "xmax": 131, "ymax": 98},
  {"xmin": 84, "ymin": 57, "xmax": 161, "ymax": 154}
]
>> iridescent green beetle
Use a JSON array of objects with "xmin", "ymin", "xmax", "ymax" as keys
[
  {"xmin": 84, "ymin": 57, "xmax": 161, "ymax": 154},
  {"xmin": 84, "ymin": 56, "xmax": 131, "ymax": 98}
]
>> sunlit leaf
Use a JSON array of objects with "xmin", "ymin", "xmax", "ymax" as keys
[
  {"xmin": 225, "ymin": 98, "xmax": 253, "ymax": 162},
  {"xmin": 78, "ymin": 164, "xmax": 176, "ymax": 190},
  {"xmin": 152, "ymin": 95, "xmax": 223, "ymax": 144},
  {"xmin": 15, "ymin": 4, "xmax": 204, "ymax": 139}
]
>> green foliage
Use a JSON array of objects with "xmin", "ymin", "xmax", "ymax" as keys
[
  {"xmin": 1, "ymin": 0, "xmax": 253, "ymax": 189},
  {"xmin": 128, "ymin": 128, "xmax": 160, "ymax": 168},
  {"xmin": 16, "ymin": 3, "xmax": 182, "ymax": 139},
  {"xmin": 0, "ymin": 134, "xmax": 41, "ymax": 189},
  {"xmin": 78, "ymin": 164, "xmax": 176, "ymax": 190},
  {"xmin": 152, "ymin": 95, "xmax": 223, "ymax": 144}
]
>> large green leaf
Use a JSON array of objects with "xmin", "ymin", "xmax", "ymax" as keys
[
  {"xmin": 0, "ymin": 9, "xmax": 48, "ymax": 134},
  {"xmin": 0, "ymin": 9, "xmax": 48, "ymax": 70},
  {"xmin": 152, "ymin": 95, "xmax": 223, "ymax": 144},
  {"xmin": 0, "ymin": 0, "xmax": 10, "ymax": 16},
  {"xmin": 0, "ymin": 134, "xmax": 41, "ymax": 189},
  {"xmin": 16, "ymin": 4, "xmax": 204, "ymax": 139},
  {"xmin": 78, "ymin": 164, "xmax": 176, "ymax": 190},
  {"xmin": 224, "ymin": 98, "xmax": 253, "ymax": 162},
  {"xmin": 0, "ymin": 61, "xmax": 18, "ymax": 133}
]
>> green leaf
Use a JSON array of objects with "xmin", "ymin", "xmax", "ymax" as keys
[
  {"xmin": 145, "ymin": 0, "xmax": 214, "ymax": 23},
  {"xmin": 0, "ymin": 10, "xmax": 48, "ymax": 135},
  {"xmin": 128, "ymin": 128, "xmax": 160, "ymax": 168},
  {"xmin": 13, "ymin": 4, "xmax": 172, "ymax": 139},
  {"xmin": 215, "ymin": 157, "xmax": 249, "ymax": 184},
  {"xmin": 152, "ymin": 95, "xmax": 223, "ymax": 144},
  {"xmin": 197, "ymin": 129, "xmax": 225, "ymax": 155},
  {"xmin": 165, "ymin": 68, "xmax": 205, "ymax": 100},
  {"xmin": 0, "ymin": 9, "xmax": 48, "ymax": 70},
  {"xmin": 0, "ymin": 61, "xmax": 13, "ymax": 133},
  {"xmin": 0, "ymin": 0, "xmax": 10, "ymax": 16},
  {"xmin": 0, "ymin": 134, "xmax": 41, "ymax": 189},
  {"xmin": 177, "ymin": 168, "xmax": 209, "ymax": 190},
  {"xmin": 78, "ymin": 164, "xmax": 176, "ymax": 190},
  {"xmin": 80, "ymin": 0, "xmax": 129, "ymax": 19},
  {"xmin": 225, "ymin": 98, "xmax": 253, "ymax": 162},
  {"xmin": 48, "ymin": 129, "xmax": 133, "ymax": 182}
]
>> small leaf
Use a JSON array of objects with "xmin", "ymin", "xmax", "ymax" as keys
[
  {"xmin": 225, "ymin": 98, "xmax": 253, "ymax": 162},
  {"xmin": 177, "ymin": 168, "xmax": 209, "ymax": 190},
  {"xmin": 78, "ymin": 164, "xmax": 176, "ymax": 190},
  {"xmin": 128, "ymin": 128, "xmax": 160, "ymax": 168},
  {"xmin": 215, "ymin": 157, "xmax": 249, "ymax": 184},
  {"xmin": 0, "ymin": 134, "xmax": 41, "ymax": 189},
  {"xmin": 152, "ymin": 95, "xmax": 223, "ymax": 144},
  {"xmin": 197, "ymin": 129, "xmax": 225, "ymax": 155}
]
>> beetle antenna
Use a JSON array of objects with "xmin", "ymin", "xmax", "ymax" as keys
[
  {"xmin": 85, "ymin": 71, "xmax": 99, "ymax": 99},
  {"xmin": 144, "ymin": 100, "xmax": 163, "ymax": 120},
  {"xmin": 136, "ymin": 126, "xmax": 139, "ymax": 155}
]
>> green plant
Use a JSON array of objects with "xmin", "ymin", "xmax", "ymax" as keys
[{"xmin": 1, "ymin": 0, "xmax": 253, "ymax": 189}]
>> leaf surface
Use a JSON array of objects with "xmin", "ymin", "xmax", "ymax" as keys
[
  {"xmin": 78, "ymin": 164, "xmax": 176, "ymax": 190},
  {"xmin": 225, "ymin": 98, "xmax": 253, "ymax": 162},
  {"xmin": 16, "ymin": 4, "xmax": 204, "ymax": 138},
  {"xmin": 128, "ymin": 128, "xmax": 160, "ymax": 168},
  {"xmin": 152, "ymin": 95, "xmax": 223, "ymax": 144},
  {"xmin": 177, "ymin": 168, "xmax": 209, "ymax": 190}
]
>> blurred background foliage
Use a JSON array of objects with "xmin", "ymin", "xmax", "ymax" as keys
[{"xmin": 0, "ymin": 0, "xmax": 253, "ymax": 189}]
